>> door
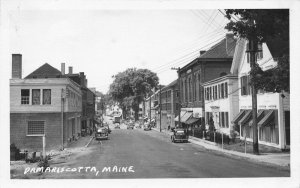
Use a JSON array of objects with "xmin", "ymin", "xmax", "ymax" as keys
[{"xmin": 285, "ymin": 111, "xmax": 290, "ymax": 145}]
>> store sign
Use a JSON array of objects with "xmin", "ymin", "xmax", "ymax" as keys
[{"xmin": 192, "ymin": 108, "xmax": 202, "ymax": 118}]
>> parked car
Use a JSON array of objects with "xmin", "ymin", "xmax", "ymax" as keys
[
  {"xmin": 127, "ymin": 124, "xmax": 134, "ymax": 129},
  {"xmin": 115, "ymin": 123, "xmax": 120, "ymax": 129},
  {"xmin": 171, "ymin": 128, "xmax": 188, "ymax": 143},
  {"xmin": 95, "ymin": 127, "xmax": 109, "ymax": 140},
  {"xmin": 144, "ymin": 122, "xmax": 151, "ymax": 131}
]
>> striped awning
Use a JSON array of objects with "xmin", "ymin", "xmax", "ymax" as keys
[
  {"xmin": 185, "ymin": 117, "xmax": 201, "ymax": 125},
  {"xmin": 249, "ymin": 110, "xmax": 264, "ymax": 127},
  {"xmin": 238, "ymin": 110, "xmax": 252, "ymax": 126},
  {"xmin": 181, "ymin": 112, "xmax": 193, "ymax": 123},
  {"xmin": 258, "ymin": 110, "xmax": 275, "ymax": 127},
  {"xmin": 174, "ymin": 111, "xmax": 187, "ymax": 122},
  {"xmin": 231, "ymin": 110, "xmax": 246, "ymax": 124}
]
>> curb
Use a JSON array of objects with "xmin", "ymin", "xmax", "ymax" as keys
[
  {"xmin": 85, "ymin": 136, "xmax": 94, "ymax": 148},
  {"xmin": 153, "ymin": 128, "xmax": 290, "ymax": 168}
]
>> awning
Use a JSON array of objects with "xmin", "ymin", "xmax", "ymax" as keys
[
  {"xmin": 185, "ymin": 117, "xmax": 201, "ymax": 125},
  {"xmin": 181, "ymin": 112, "xmax": 193, "ymax": 123},
  {"xmin": 249, "ymin": 110, "xmax": 264, "ymax": 127},
  {"xmin": 238, "ymin": 110, "xmax": 252, "ymax": 126},
  {"xmin": 231, "ymin": 110, "xmax": 246, "ymax": 124},
  {"xmin": 258, "ymin": 110, "xmax": 275, "ymax": 127},
  {"xmin": 174, "ymin": 111, "xmax": 187, "ymax": 122}
]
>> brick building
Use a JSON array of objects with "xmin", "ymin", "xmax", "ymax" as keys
[
  {"xmin": 64, "ymin": 66, "xmax": 96, "ymax": 135},
  {"xmin": 156, "ymin": 80, "xmax": 179, "ymax": 130},
  {"xmin": 10, "ymin": 54, "xmax": 82, "ymax": 151},
  {"xmin": 177, "ymin": 33, "xmax": 237, "ymax": 131}
]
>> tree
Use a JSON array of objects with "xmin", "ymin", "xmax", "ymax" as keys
[
  {"xmin": 225, "ymin": 9, "xmax": 289, "ymax": 92},
  {"xmin": 224, "ymin": 9, "xmax": 289, "ymax": 154},
  {"xmin": 109, "ymin": 68, "xmax": 159, "ymax": 120}
]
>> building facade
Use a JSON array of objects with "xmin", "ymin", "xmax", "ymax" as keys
[
  {"xmin": 232, "ymin": 39, "xmax": 290, "ymax": 149},
  {"xmin": 177, "ymin": 34, "xmax": 237, "ymax": 130},
  {"xmin": 10, "ymin": 54, "xmax": 82, "ymax": 151},
  {"xmin": 203, "ymin": 75, "xmax": 239, "ymax": 136}
]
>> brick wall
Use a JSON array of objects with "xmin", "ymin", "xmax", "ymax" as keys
[{"xmin": 11, "ymin": 112, "xmax": 81, "ymax": 152}]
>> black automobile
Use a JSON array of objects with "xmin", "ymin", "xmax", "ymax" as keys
[
  {"xmin": 95, "ymin": 127, "xmax": 109, "ymax": 140},
  {"xmin": 171, "ymin": 128, "xmax": 188, "ymax": 143}
]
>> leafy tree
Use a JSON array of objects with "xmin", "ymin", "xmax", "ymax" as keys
[
  {"xmin": 224, "ymin": 9, "xmax": 289, "ymax": 92},
  {"xmin": 109, "ymin": 68, "xmax": 159, "ymax": 120}
]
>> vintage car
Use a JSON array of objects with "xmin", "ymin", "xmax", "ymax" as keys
[
  {"xmin": 114, "ymin": 123, "xmax": 120, "ymax": 129},
  {"xmin": 171, "ymin": 128, "xmax": 188, "ymax": 143},
  {"xmin": 143, "ymin": 122, "xmax": 151, "ymax": 131},
  {"xmin": 95, "ymin": 127, "xmax": 109, "ymax": 140}
]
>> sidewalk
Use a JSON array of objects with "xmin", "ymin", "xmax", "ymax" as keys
[{"xmin": 152, "ymin": 128, "xmax": 290, "ymax": 168}]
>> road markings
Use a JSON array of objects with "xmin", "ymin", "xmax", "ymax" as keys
[{"xmin": 180, "ymin": 148, "xmax": 184, "ymax": 151}]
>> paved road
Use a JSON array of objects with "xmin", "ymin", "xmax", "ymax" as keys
[{"xmin": 43, "ymin": 117, "xmax": 289, "ymax": 178}]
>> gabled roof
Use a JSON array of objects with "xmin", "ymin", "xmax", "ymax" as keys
[
  {"xmin": 25, "ymin": 63, "xmax": 62, "ymax": 79},
  {"xmin": 180, "ymin": 34, "xmax": 237, "ymax": 72},
  {"xmin": 162, "ymin": 80, "xmax": 177, "ymax": 92},
  {"xmin": 199, "ymin": 37, "xmax": 236, "ymax": 59}
]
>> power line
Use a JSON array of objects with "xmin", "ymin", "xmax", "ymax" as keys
[
  {"xmin": 152, "ymin": 32, "xmax": 226, "ymax": 72},
  {"xmin": 154, "ymin": 35, "xmax": 226, "ymax": 74}
]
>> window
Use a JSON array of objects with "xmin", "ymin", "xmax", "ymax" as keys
[
  {"xmin": 241, "ymin": 76, "xmax": 249, "ymax": 96},
  {"xmin": 21, "ymin": 89, "xmax": 30, "ymax": 104},
  {"xmin": 27, "ymin": 121, "xmax": 45, "ymax": 135},
  {"xmin": 218, "ymin": 84, "xmax": 221, "ymax": 99},
  {"xmin": 224, "ymin": 82, "xmax": 228, "ymax": 98},
  {"xmin": 214, "ymin": 85, "xmax": 217, "ymax": 100},
  {"xmin": 221, "ymin": 83, "xmax": 224, "ymax": 98},
  {"xmin": 257, "ymin": 43, "xmax": 263, "ymax": 60},
  {"xmin": 43, "ymin": 89, "xmax": 51, "ymax": 105},
  {"xmin": 32, "ymin": 89, "xmax": 40, "ymax": 105},
  {"xmin": 225, "ymin": 112, "xmax": 229, "ymax": 128}
]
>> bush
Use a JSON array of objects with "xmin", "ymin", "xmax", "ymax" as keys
[{"xmin": 37, "ymin": 155, "xmax": 50, "ymax": 171}]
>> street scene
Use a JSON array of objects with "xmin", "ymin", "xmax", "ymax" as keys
[{"xmin": 5, "ymin": 3, "xmax": 296, "ymax": 185}]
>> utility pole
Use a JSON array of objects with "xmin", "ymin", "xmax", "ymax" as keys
[
  {"xmin": 171, "ymin": 67, "xmax": 181, "ymax": 128},
  {"xmin": 149, "ymin": 93, "xmax": 151, "ymax": 122},
  {"xmin": 247, "ymin": 38, "xmax": 259, "ymax": 155},
  {"xmin": 159, "ymin": 85, "xmax": 162, "ymax": 132}
]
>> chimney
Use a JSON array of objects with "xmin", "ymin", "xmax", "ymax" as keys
[
  {"xmin": 80, "ymin": 72, "xmax": 85, "ymax": 86},
  {"xmin": 84, "ymin": 78, "xmax": 87, "ymax": 88},
  {"xmin": 200, "ymin": 50, "xmax": 206, "ymax": 56},
  {"xmin": 61, "ymin": 63, "xmax": 65, "ymax": 75},
  {"xmin": 226, "ymin": 33, "xmax": 235, "ymax": 53},
  {"xmin": 68, "ymin": 66, "xmax": 73, "ymax": 74},
  {"xmin": 12, "ymin": 54, "xmax": 22, "ymax": 79}
]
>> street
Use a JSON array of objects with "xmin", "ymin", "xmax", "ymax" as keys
[{"xmin": 37, "ymin": 116, "xmax": 289, "ymax": 179}]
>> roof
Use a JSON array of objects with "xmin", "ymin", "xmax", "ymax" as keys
[
  {"xmin": 161, "ymin": 80, "xmax": 177, "ymax": 92},
  {"xmin": 25, "ymin": 63, "xmax": 62, "ymax": 79},
  {"xmin": 180, "ymin": 34, "xmax": 237, "ymax": 72},
  {"xmin": 199, "ymin": 37, "xmax": 236, "ymax": 59}
]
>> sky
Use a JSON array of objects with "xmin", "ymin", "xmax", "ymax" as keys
[{"xmin": 9, "ymin": 8, "xmax": 230, "ymax": 93}]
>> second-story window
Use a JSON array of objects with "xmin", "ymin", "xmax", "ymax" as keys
[
  {"xmin": 32, "ymin": 89, "xmax": 40, "ymax": 105},
  {"xmin": 225, "ymin": 82, "xmax": 228, "ymax": 98},
  {"xmin": 43, "ymin": 89, "xmax": 51, "ymax": 105},
  {"xmin": 21, "ymin": 89, "xmax": 30, "ymax": 104}
]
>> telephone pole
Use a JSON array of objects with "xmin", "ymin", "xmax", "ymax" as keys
[
  {"xmin": 171, "ymin": 67, "xmax": 181, "ymax": 128},
  {"xmin": 159, "ymin": 84, "xmax": 162, "ymax": 132},
  {"xmin": 247, "ymin": 38, "xmax": 259, "ymax": 155}
]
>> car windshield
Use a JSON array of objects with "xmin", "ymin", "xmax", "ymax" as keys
[{"xmin": 176, "ymin": 130, "xmax": 184, "ymax": 133}]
